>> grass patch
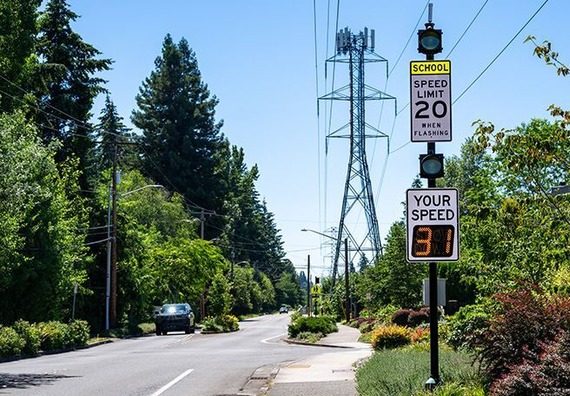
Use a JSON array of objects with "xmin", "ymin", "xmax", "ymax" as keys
[{"xmin": 356, "ymin": 346, "xmax": 484, "ymax": 396}]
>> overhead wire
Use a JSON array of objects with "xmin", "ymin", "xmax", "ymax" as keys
[
  {"xmin": 453, "ymin": 0, "xmax": 550, "ymax": 105},
  {"xmin": 387, "ymin": 0, "xmax": 548, "ymax": 155},
  {"xmin": 444, "ymin": 0, "xmax": 490, "ymax": 59},
  {"xmin": 315, "ymin": 0, "xmax": 342, "ymax": 279}
]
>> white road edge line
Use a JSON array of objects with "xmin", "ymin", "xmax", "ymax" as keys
[
  {"xmin": 261, "ymin": 333, "xmax": 287, "ymax": 344},
  {"xmin": 150, "ymin": 368, "xmax": 194, "ymax": 396}
]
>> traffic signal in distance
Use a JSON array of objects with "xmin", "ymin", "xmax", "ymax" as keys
[
  {"xmin": 418, "ymin": 26, "xmax": 443, "ymax": 55},
  {"xmin": 315, "ymin": 277, "xmax": 320, "ymax": 284},
  {"xmin": 419, "ymin": 153, "xmax": 444, "ymax": 179}
]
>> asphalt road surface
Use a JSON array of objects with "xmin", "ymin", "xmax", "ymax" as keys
[{"xmin": 0, "ymin": 314, "xmax": 324, "ymax": 396}]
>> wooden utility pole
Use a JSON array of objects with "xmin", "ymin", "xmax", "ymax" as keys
[{"xmin": 110, "ymin": 137, "xmax": 118, "ymax": 328}]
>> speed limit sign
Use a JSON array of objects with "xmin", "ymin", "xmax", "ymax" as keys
[{"xmin": 410, "ymin": 60, "xmax": 452, "ymax": 142}]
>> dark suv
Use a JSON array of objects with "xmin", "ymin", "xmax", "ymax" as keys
[{"xmin": 155, "ymin": 303, "xmax": 195, "ymax": 335}]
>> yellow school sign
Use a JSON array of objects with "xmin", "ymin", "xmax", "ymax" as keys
[{"xmin": 410, "ymin": 60, "xmax": 452, "ymax": 142}]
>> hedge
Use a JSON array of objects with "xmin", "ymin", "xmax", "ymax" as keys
[{"xmin": 0, "ymin": 319, "xmax": 90, "ymax": 357}]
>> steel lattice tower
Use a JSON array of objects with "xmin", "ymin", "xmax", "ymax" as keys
[{"xmin": 320, "ymin": 27, "xmax": 396, "ymax": 287}]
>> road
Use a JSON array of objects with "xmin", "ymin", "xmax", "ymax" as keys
[{"xmin": 0, "ymin": 314, "xmax": 325, "ymax": 396}]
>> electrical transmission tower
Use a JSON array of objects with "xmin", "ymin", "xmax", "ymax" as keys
[{"xmin": 320, "ymin": 27, "xmax": 396, "ymax": 288}]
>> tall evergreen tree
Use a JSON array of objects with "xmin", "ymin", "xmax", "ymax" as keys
[
  {"xmin": 95, "ymin": 95, "xmax": 135, "ymax": 172},
  {"xmin": 35, "ymin": 0, "xmax": 111, "ymax": 188},
  {"xmin": 132, "ymin": 34, "xmax": 226, "ymax": 231},
  {"xmin": 0, "ymin": 0, "xmax": 40, "ymax": 113}
]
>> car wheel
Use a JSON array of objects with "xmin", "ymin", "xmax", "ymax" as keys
[
  {"xmin": 185, "ymin": 327, "xmax": 191, "ymax": 334},
  {"xmin": 155, "ymin": 328, "xmax": 161, "ymax": 336},
  {"xmin": 162, "ymin": 330, "xmax": 167, "ymax": 335}
]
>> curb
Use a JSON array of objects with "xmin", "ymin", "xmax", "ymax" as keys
[
  {"xmin": 282, "ymin": 338, "xmax": 354, "ymax": 349},
  {"xmin": 240, "ymin": 364, "xmax": 279, "ymax": 396}
]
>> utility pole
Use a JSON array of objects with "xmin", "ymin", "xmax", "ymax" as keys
[
  {"xmin": 110, "ymin": 136, "xmax": 118, "ymax": 329},
  {"xmin": 319, "ymin": 27, "xmax": 395, "ymax": 290},
  {"xmin": 105, "ymin": 185, "xmax": 112, "ymax": 331},
  {"xmin": 307, "ymin": 255, "xmax": 311, "ymax": 317}
]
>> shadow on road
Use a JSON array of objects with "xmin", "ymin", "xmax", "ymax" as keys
[{"xmin": 0, "ymin": 372, "xmax": 78, "ymax": 390}]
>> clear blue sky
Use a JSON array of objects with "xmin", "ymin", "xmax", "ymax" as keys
[{"xmin": 71, "ymin": 0, "xmax": 567, "ymax": 277}]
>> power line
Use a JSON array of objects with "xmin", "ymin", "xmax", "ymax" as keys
[
  {"xmin": 453, "ymin": 0, "xmax": 550, "ymax": 104},
  {"xmin": 445, "ymin": 0, "xmax": 490, "ymax": 59},
  {"xmin": 388, "ymin": 0, "xmax": 431, "ymax": 78}
]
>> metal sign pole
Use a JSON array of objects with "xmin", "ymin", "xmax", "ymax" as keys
[{"xmin": 427, "ymin": 156, "xmax": 440, "ymax": 388}]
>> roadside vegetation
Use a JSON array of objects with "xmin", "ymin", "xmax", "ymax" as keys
[
  {"xmin": 0, "ymin": 320, "xmax": 90, "ymax": 359},
  {"xmin": 0, "ymin": 0, "xmax": 304, "ymax": 345},
  {"xmin": 287, "ymin": 312, "xmax": 338, "ymax": 343}
]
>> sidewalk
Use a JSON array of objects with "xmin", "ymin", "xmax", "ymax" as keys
[{"xmin": 264, "ymin": 324, "xmax": 372, "ymax": 396}]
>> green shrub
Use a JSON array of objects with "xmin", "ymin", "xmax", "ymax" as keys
[
  {"xmin": 446, "ymin": 303, "xmax": 491, "ymax": 351},
  {"xmin": 289, "ymin": 310, "xmax": 302, "ymax": 323},
  {"xmin": 217, "ymin": 314, "xmax": 239, "ymax": 332},
  {"xmin": 374, "ymin": 304, "xmax": 399, "ymax": 324},
  {"xmin": 370, "ymin": 325, "xmax": 410, "ymax": 350},
  {"xmin": 0, "ymin": 326, "xmax": 25, "ymax": 357},
  {"xmin": 38, "ymin": 321, "xmax": 70, "ymax": 350},
  {"xmin": 288, "ymin": 316, "xmax": 338, "ymax": 338},
  {"xmin": 202, "ymin": 315, "xmax": 239, "ymax": 333},
  {"xmin": 137, "ymin": 322, "xmax": 156, "ymax": 334},
  {"xmin": 12, "ymin": 320, "xmax": 41, "ymax": 355},
  {"xmin": 202, "ymin": 317, "xmax": 223, "ymax": 333},
  {"xmin": 68, "ymin": 320, "xmax": 90, "ymax": 347}
]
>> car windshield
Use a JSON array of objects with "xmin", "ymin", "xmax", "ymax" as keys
[{"xmin": 160, "ymin": 304, "xmax": 188, "ymax": 314}]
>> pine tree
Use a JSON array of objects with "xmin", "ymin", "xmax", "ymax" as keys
[
  {"xmin": 132, "ymin": 34, "xmax": 226, "ymax": 230},
  {"xmin": 35, "ymin": 0, "xmax": 111, "ymax": 188},
  {"xmin": 95, "ymin": 95, "xmax": 135, "ymax": 172}
]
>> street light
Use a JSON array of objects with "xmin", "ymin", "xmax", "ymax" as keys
[
  {"xmin": 106, "ymin": 184, "xmax": 164, "ymax": 331},
  {"xmin": 301, "ymin": 228, "xmax": 351, "ymax": 322}
]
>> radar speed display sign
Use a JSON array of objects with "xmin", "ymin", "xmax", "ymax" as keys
[{"xmin": 407, "ymin": 188, "xmax": 459, "ymax": 262}]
